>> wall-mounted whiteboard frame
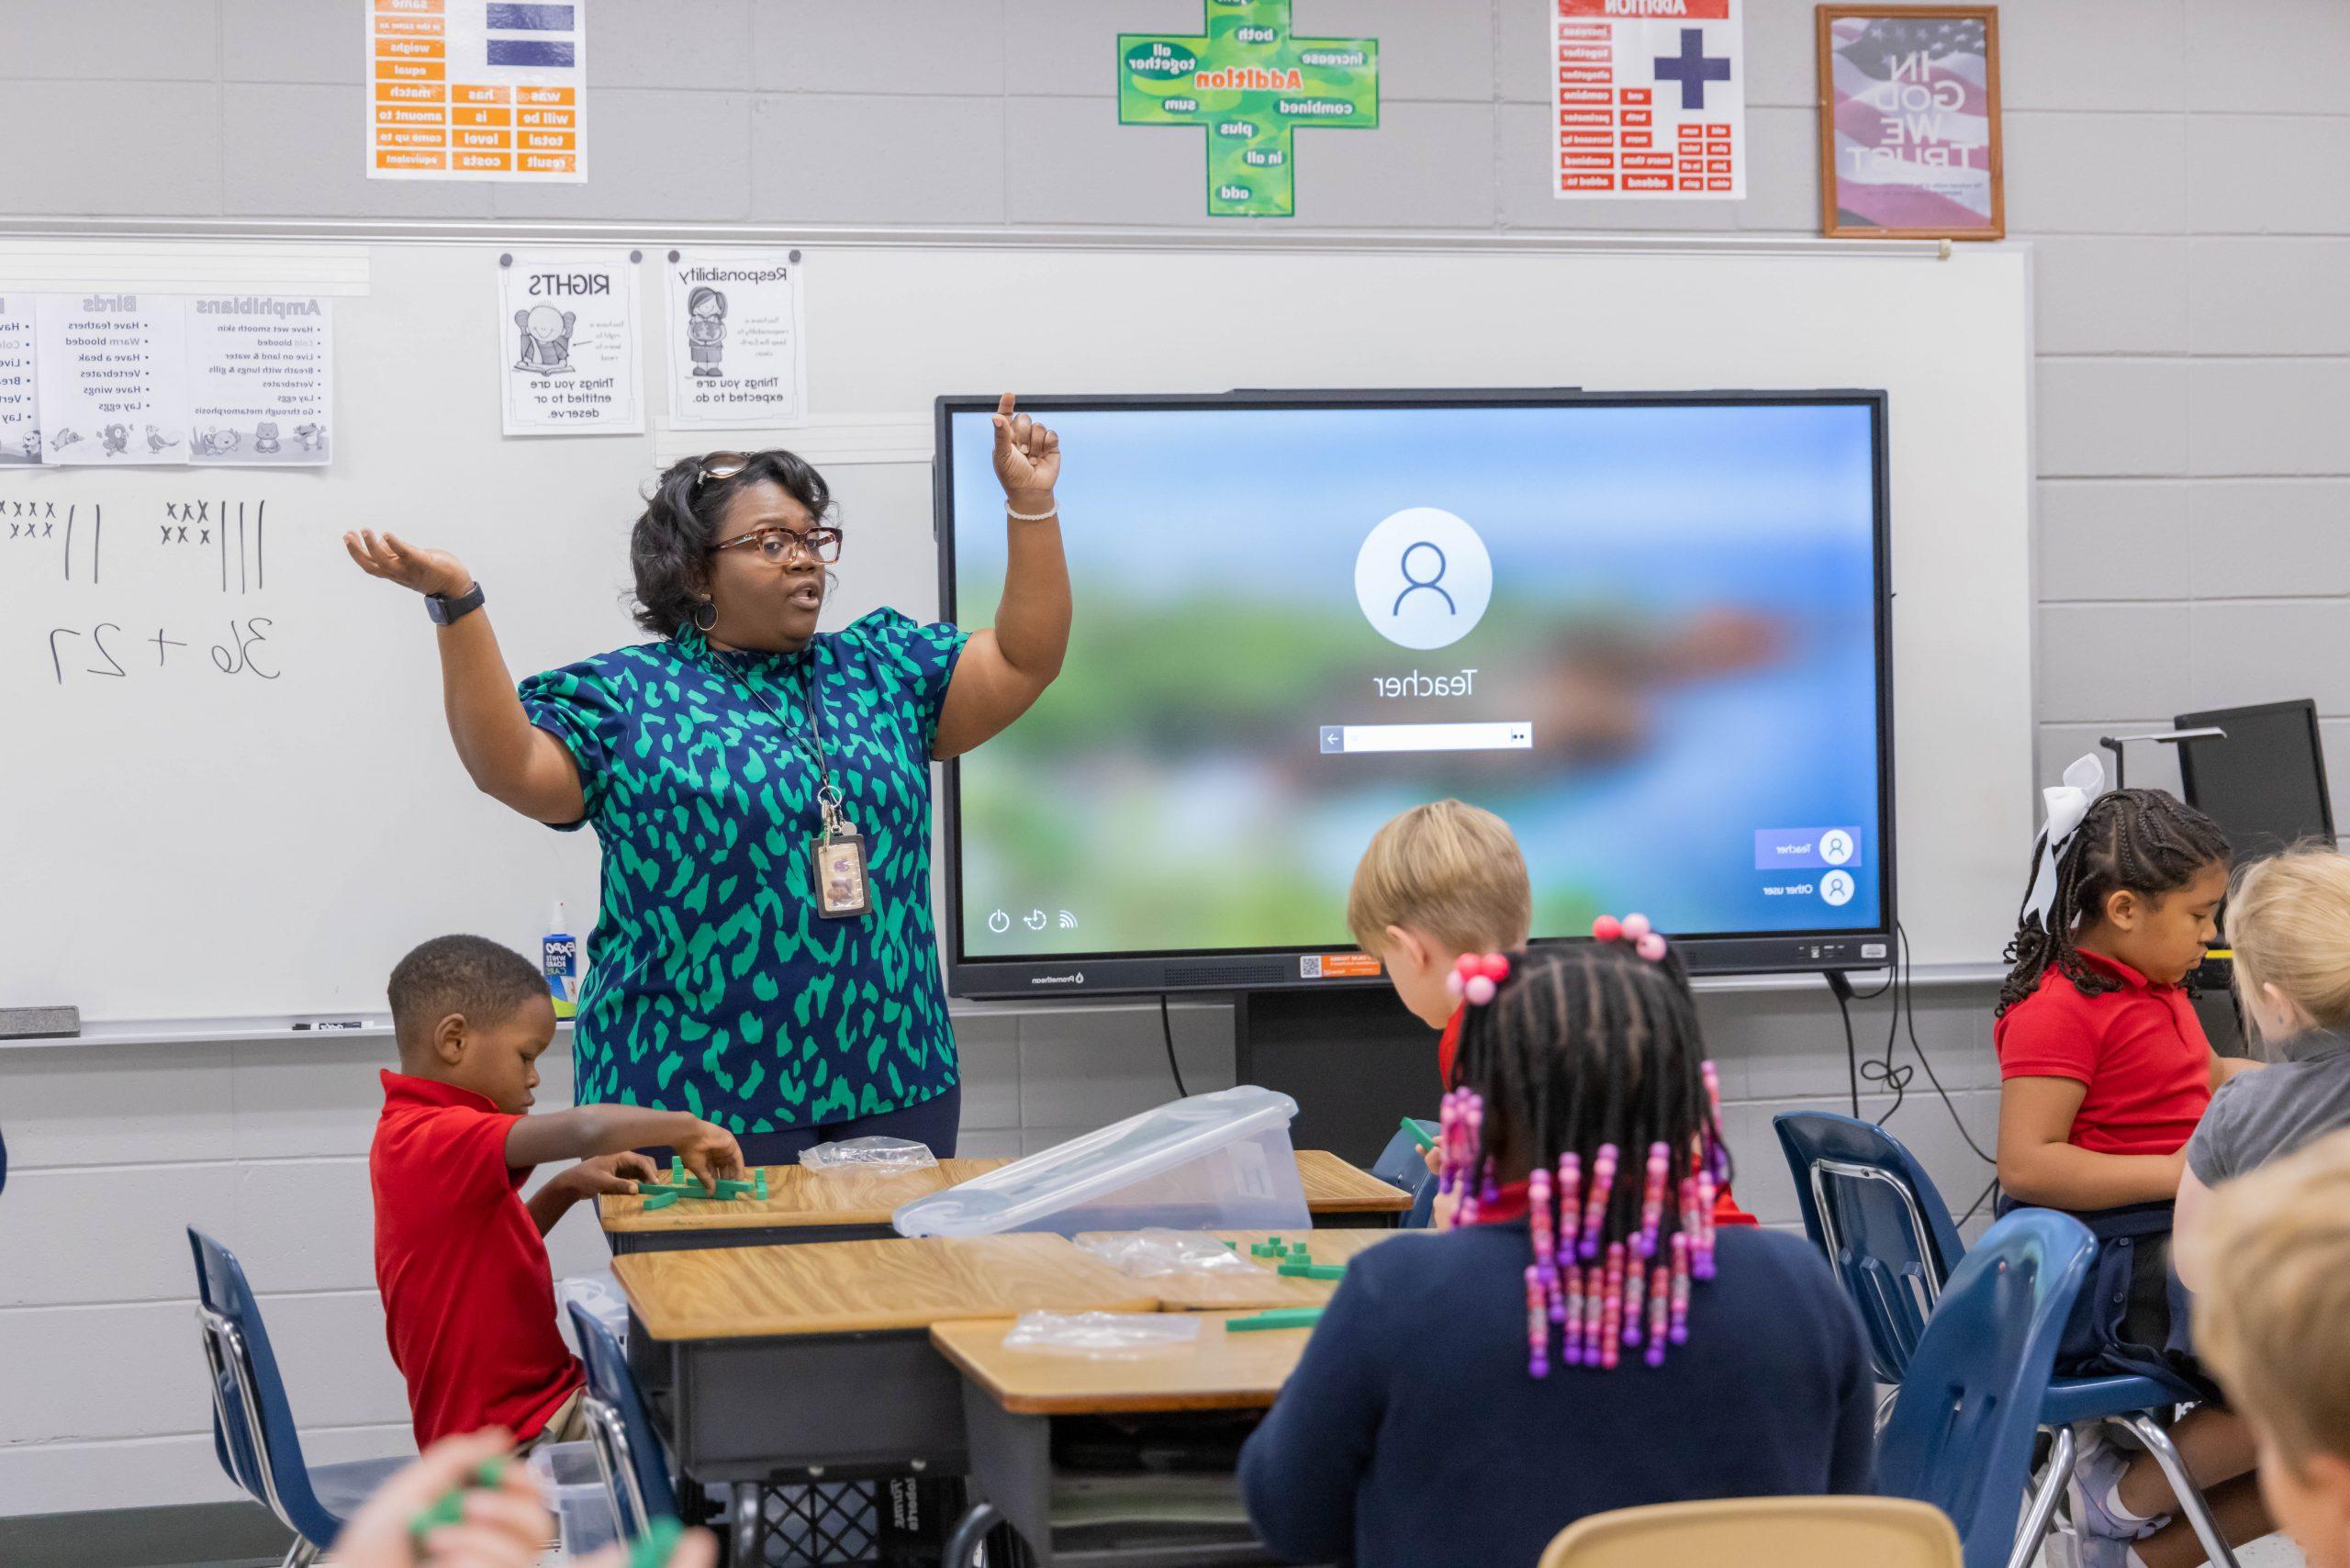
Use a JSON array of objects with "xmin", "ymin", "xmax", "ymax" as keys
[{"xmin": 0, "ymin": 220, "xmax": 2031, "ymax": 1035}]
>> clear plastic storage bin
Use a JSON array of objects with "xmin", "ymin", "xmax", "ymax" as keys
[
  {"xmin": 892, "ymin": 1085, "xmax": 1309, "ymax": 1237},
  {"xmin": 531, "ymin": 1439, "xmax": 621, "ymax": 1559}
]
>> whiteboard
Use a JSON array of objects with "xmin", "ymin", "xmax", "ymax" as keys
[{"xmin": 0, "ymin": 235, "xmax": 2032, "ymax": 1024}]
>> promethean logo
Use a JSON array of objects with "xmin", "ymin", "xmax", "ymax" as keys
[{"xmin": 1029, "ymin": 972, "xmax": 1087, "ymax": 986}]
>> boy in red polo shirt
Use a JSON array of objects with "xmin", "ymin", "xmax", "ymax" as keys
[
  {"xmin": 1994, "ymin": 778, "xmax": 2267, "ymax": 1568},
  {"xmin": 373, "ymin": 935, "xmax": 743, "ymax": 1451}
]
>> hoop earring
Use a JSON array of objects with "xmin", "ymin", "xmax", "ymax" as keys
[
  {"xmin": 823, "ymin": 570, "xmax": 840, "ymax": 598},
  {"xmin": 692, "ymin": 599, "xmax": 719, "ymax": 632}
]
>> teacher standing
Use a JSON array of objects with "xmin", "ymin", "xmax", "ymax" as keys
[{"xmin": 348, "ymin": 394, "xmax": 1067, "ymax": 1163}]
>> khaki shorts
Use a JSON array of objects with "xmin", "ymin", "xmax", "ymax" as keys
[{"xmin": 516, "ymin": 1386, "xmax": 594, "ymax": 1455}]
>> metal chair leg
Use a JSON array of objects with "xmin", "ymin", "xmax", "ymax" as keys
[
  {"xmin": 280, "ymin": 1538, "xmax": 320, "ymax": 1568},
  {"xmin": 944, "ymin": 1501, "xmax": 1004, "ymax": 1568},
  {"xmin": 2006, "ymin": 1425, "xmax": 2076, "ymax": 1568},
  {"xmin": 1874, "ymin": 1384, "xmax": 1900, "ymax": 1436},
  {"xmin": 2120, "ymin": 1414, "xmax": 2243, "ymax": 1568},
  {"xmin": 732, "ymin": 1484, "xmax": 762, "ymax": 1567}
]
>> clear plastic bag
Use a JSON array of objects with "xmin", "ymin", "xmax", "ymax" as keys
[
  {"xmin": 1000, "ymin": 1311, "xmax": 1203, "ymax": 1358},
  {"xmin": 799, "ymin": 1137, "xmax": 938, "ymax": 1173},
  {"xmin": 1075, "ymin": 1228, "xmax": 1270, "ymax": 1280},
  {"xmin": 554, "ymin": 1272, "xmax": 629, "ymax": 1353}
]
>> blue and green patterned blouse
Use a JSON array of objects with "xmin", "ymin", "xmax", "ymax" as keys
[{"xmin": 518, "ymin": 610, "xmax": 968, "ymax": 1132}]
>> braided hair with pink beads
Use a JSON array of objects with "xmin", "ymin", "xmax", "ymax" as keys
[{"xmin": 1438, "ymin": 918, "xmax": 1729, "ymax": 1376}]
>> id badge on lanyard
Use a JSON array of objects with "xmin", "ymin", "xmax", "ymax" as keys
[
  {"xmin": 727, "ymin": 647, "xmax": 875, "ymax": 923},
  {"xmin": 810, "ymin": 783, "xmax": 872, "ymax": 921}
]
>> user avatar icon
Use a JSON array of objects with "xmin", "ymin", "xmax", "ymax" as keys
[
  {"xmin": 1354, "ymin": 506, "xmax": 1492, "ymax": 652},
  {"xmin": 1819, "ymin": 830, "xmax": 1855, "ymax": 866},
  {"xmin": 1819, "ymin": 870, "xmax": 1856, "ymax": 907},
  {"xmin": 1393, "ymin": 542, "xmax": 1455, "ymax": 615}
]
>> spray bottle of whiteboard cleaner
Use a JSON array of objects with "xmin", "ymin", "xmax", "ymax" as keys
[{"xmin": 543, "ymin": 901, "xmax": 580, "ymax": 1019}]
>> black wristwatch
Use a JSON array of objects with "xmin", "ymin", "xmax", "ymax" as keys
[{"xmin": 425, "ymin": 580, "xmax": 486, "ymax": 625}]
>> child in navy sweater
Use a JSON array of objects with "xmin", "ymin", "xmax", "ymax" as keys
[{"xmin": 1239, "ymin": 930, "xmax": 1875, "ymax": 1568}]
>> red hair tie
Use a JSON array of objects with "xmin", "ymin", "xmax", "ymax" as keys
[
  {"xmin": 1592, "ymin": 913, "xmax": 1668, "ymax": 962},
  {"xmin": 1447, "ymin": 951, "xmax": 1511, "ymax": 1005}
]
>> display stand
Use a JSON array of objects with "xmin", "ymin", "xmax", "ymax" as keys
[{"xmin": 1233, "ymin": 986, "xmax": 1441, "ymax": 1169}]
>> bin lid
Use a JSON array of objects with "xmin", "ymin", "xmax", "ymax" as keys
[{"xmin": 892, "ymin": 1085, "xmax": 1300, "ymax": 1238}]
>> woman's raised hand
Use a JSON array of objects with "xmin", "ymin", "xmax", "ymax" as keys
[
  {"xmin": 345, "ymin": 528, "xmax": 473, "ymax": 599},
  {"xmin": 990, "ymin": 392, "xmax": 1061, "ymax": 499}
]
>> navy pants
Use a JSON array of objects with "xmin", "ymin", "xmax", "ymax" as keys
[{"xmin": 727, "ymin": 1081, "xmax": 963, "ymax": 1169}]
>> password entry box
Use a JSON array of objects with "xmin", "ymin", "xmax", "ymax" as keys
[{"xmin": 1317, "ymin": 721, "xmax": 1534, "ymax": 755}]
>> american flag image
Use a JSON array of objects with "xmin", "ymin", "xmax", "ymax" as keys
[{"xmin": 1828, "ymin": 17, "xmax": 1995, "ymax": 232}]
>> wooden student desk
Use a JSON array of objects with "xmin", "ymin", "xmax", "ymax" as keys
[
  {"xmin": 929, "ymin": 1310, "xmax": 1323, "ymax": 1566},
  {"xmin": 615, "ymin": 1224, "xmax": 1422, "ymax": 1562},
  {"xmin": 612, "ymin": 1235, "xmax": 1159, "ymax": 1485},
  {"xmin": 598, "ymin": 1148, "xmax": 1410, "ymax": 1253}
]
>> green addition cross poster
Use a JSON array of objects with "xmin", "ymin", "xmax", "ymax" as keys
[{"xmin": 1119, "ymin": 0, "xmax": 1379, "ymax": 218}]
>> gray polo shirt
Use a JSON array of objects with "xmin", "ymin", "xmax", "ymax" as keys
[{"xmin": 2186, "ymin": 1030, "xmax": 2350, "ymax": 1185}]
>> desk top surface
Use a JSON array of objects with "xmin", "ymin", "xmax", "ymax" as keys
[
  {"xmin": 1073, "ymin": 1228, "xmax": 1411, "ymax": 1310},
  {"xmin": 1292, "ymin": 1148, "xmax": 1413, "ymax": 1214},
  {"xmin": 930, "ymin": 1310, "xmax": 1317, "ymax": 1415},
  {"xmin": 613, "ymin": 1234, "xmax": 1159, "ymax": 1340},
  {"xmin": 598, "ymin": 1158, "xmax": 1007, "ymax": 1234},
  {"xmin": 599, "ymin": 1149, "xmax": 1407, "ymax": 1234}
]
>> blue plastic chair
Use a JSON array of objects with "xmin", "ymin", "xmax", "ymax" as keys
[
  {"xmin": 1775, "ymin": 1113, "xmax": 2241, "ymax": 1568},
  {"xmin": 1876, "ymin": 1209, "xmax": 2095, "ymax": 1568},
  {"xmin": 188, "ymin": 1228, "xmax": 408, "ymax": 1566},
  {"xmin": 1368, "ymin": 1118, "xmax": 1439, "ymax": 1229},
  {"xmin": 566, "ymin": 1302, "xmax": 678, "ymax": 1539}
]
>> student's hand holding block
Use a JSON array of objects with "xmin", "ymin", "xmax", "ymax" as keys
[
  {"xmin": 330, "ymin": 1428, "xmax": 549, "ymax": 1568},
  {"xmin": 558, "ymin": 1150, "xmax": 663, "ymax": 1199},
  {"xmin": 673, "ymin": 1120, "xmax": 745, "ymax": 1194}
]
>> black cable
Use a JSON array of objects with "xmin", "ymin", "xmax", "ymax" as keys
[
  {"xmin": 1824, "ymin": 969, "xmax": 1861, "ymax": 1116},
  {"xmin": 1957, "ymin": 1173, "xmax": 2000, "ymax": 1226},
  {"xmin": 1896, "ymin": 921, "xmax": 1998, "ymax": 1166},
  {"xmin": 1847, "ymin": 968, "xmax": 1897, "ymax": 1002},
  {"xmin": 1859, "ymin": 938, "xmax": 1909, "ymax": 1126},
  {"xmin": 1159, "ymin": 992, "xmax": 1190, "ymax": 1098}
]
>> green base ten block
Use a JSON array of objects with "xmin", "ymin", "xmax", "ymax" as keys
[
  {"xmin": 1228, "ymin": 1307, "xmax": 1326, "ymax": 1332},
  {"xmin": 630, "ymin": 1516, "xmax": 685, "ymax": 1568},
  {"xmin": 410, "ymin": 1458, "xmax": 506, "ymax": 1541}
]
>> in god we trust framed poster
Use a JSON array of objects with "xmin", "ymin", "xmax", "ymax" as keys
[{"xmin": 1817, "ymin": 6, "xmax": 2003, "ymax": 240}]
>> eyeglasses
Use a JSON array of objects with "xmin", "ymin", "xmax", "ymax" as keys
[
  {"xmin": 709, "ymin": 524, "xmax": 844, "ymax": 565},
  {"xmin": 694, "ymin": 452, "xmax": 751, "ymax": 487}
]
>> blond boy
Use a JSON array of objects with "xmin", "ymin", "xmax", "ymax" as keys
[
  {"xmin": 2188, "ymin": 1126, "xmax": 2350, "ymax": 1568},
  {"xmin": 1348, "ymin": 800, "xmax": 1534, "ymax": 1083}
]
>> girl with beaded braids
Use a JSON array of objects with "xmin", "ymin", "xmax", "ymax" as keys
[{"xmin": 1239, "ymin": 931, "xmax": 1874, "ymax": 1568}]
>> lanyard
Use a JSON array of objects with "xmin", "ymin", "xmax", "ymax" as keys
[{"xmin": 724, "ymin": 649, "xmax": 850, "ymax": 837}]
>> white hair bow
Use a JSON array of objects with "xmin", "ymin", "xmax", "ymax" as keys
[{"xmin": 2021, "ymin": 753, "xmax": 2106, "ymax": 927}]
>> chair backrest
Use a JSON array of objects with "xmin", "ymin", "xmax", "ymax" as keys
[
  {"xmin": 567, "ymin": 1302, "xmax": 677, "ymax": 1532},
  {"xmin": 1370, "ymin": 1120, "xmax": 1439, "ymax": 1230},
  {"xmin": 1538, "ymin": 1495, "xmax": 1964, "ymax": 1568},
  {"xmin": 1774, "ymin": 1111, "xmax": 1969, "ymax": 1383},
  {"xmin": 186, "ymin": 1227, "xmax": 339, "ymax": 1548},
  {"xmin": 1876, "ymin": 1209, "xmax": 2097, "ymax": 1568}
]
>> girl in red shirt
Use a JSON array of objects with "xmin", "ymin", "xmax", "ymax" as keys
[{"xmin": 1994, "ymin": 778, "xmax": 2267, "ymax": 1568}]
